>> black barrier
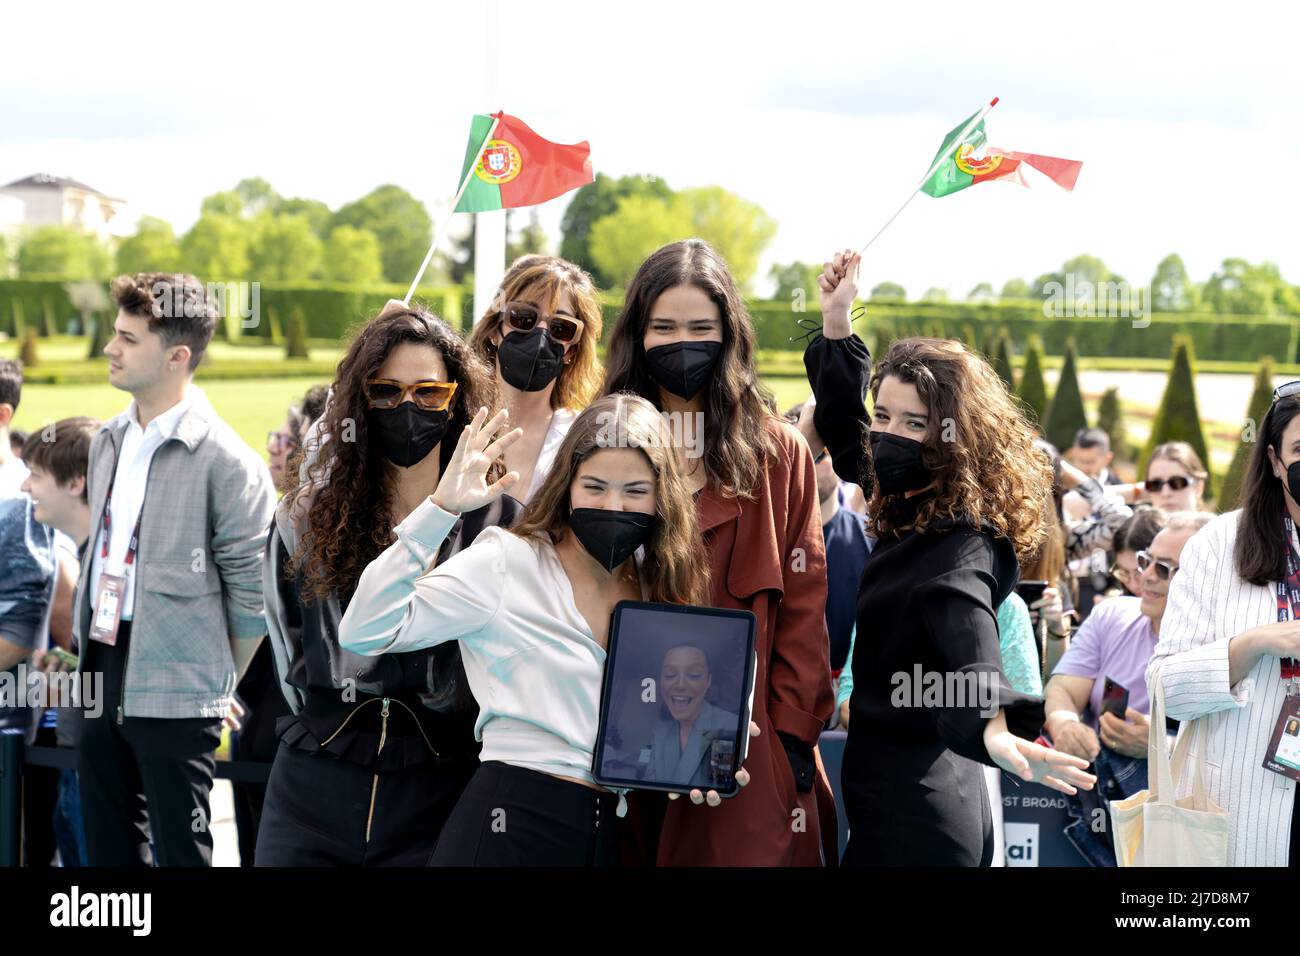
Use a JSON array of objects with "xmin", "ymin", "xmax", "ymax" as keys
[
  {"xmin": 0, "ymin": 734, "xmax": 271, "ymax": 867},
  {"xmin": 2, "ymin": 731, "xmax": 1087, "ymax": 868}
]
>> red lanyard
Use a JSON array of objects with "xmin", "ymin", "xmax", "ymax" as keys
[
  {"xmin": 99, "ymin": 455, "xmax": 144, "ymax": 568},
  {"xmin": 1275, "ymin": 512, "xmax": 1299, "ymax": 680}
]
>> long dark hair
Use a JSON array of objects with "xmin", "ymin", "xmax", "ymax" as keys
[
  {"xmin": 602, "ymin": 239, "xmax": 776, "ymax": 499},
  {"xmin": 286, "ymin": 303, "xmax": 500, "ymax": 600},
  {"xmin": 1234, "ymin": 395, "xmax": 1300, "ymax": 585}
]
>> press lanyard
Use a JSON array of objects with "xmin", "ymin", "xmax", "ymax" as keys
[
  {"xmin": 100, "ymin": 454, "xmax": 144, "ymax": 571},
  {"xmin": 1274, "ymin": 512, "xmax": 1299, "ymax": 689}
]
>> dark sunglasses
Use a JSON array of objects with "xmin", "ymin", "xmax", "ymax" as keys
[
  {"xmin": 363, "ymin": 379, "xmax": 458, "ymax": 412},
  {"xmin": 502, "ymin": 301, "xmax": 582, "ymax": 344},
  {"xmin": 814, "ymin": 448, "xmax": 828, "ymax": 464},
  {"xmin": 1143, "ymin": 475, "xmax": 1193, "ymax": 493},
  {"xmin": 1135, "ymin": 549, "xmax": 1179, "ymax": 581}
]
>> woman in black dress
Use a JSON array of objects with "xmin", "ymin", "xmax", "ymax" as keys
[{"xmin": 804, "ymin": 250, "xmax": 1095, "ymax": 866}]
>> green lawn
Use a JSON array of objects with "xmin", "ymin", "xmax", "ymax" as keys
[{"xmin": 11, "ymin": 377, "xmax": 330, "ymax": 460}]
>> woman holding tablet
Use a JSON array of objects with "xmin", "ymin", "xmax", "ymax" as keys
[
  {"xmin": 339, "ymin": 394, "xmax": 735, "ymax": 866},
  {"xmin": 603, "ymin": 239, "xmax": 835, "ymax": 867},
  {"xmin": 805, "ymin": 250, "xmax": 1096, "ymax": 866}
]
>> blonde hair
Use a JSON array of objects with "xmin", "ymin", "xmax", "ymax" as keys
[{"xmin": 511, "ymin": 393, "xmax": 710, "ymax": 605}]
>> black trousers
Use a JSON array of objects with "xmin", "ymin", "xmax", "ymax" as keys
[
  {"xmin": 22, "ymin": 725, "xmax": 60, "ymax": 867},
  {"xmin": 76, "ymin": 622, "xmax": 223, "ymax": 867},
  {"xmin": 255, "ymin": 739, "xmax": 478, "ymax": 867},
  {"xmin": 430, "ymin": 761, "xmax": 620, "ymax": 867}
]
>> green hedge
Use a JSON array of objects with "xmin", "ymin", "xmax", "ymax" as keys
[
  {"xmin": 245, "ymin": 283, "xmax": 466, "ymax": 340},
  {"xmin": 0, "ymin": 278, "xmax": 87, "ymax": 337},
  {"xmin": 5, "ymin": 277, "xmax": 1297, "ymax": 363},
  {"xmin": 0, "ymin": 278, "xmax": 467, "ymax": 343}
]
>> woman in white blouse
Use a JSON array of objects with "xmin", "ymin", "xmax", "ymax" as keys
[
  {"xmin": 466, "ymin": 256, "xmax": 605, "ymax": 504},
  {"xmin": 1148, "ymin": 386, "xmax": 1300, "ymax": 866},
  {"xmin": 339, "ymin": 394, "xmax": 749, "ymax": 866}
]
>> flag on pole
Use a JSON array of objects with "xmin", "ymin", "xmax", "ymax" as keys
[
  {"xmin": 453, "ymin": 112, "xmax": 593, "ymax": 213},
  {"xmin": 920, "ymin": 109, "xmax": 1082, "ymax": 198}
]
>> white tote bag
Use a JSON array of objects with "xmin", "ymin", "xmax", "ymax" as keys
[{"xmin": 1111, "ymin": 663, "xmax": 1229, "ymax": 867}]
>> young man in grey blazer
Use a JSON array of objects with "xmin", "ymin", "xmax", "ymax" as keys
[{"xmin": 73, "ymin": 273, "xmax": 275, "ymax": 866}]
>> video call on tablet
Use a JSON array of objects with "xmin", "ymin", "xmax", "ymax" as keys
[{"xmin": 592, "ymin": 601, "xmax": 757, "ymax": 796}]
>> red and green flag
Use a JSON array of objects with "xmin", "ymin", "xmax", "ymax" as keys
[
  {"xmin": 454, "ymin": 112, "xmax": 593, "ymax": 213},
  {"xmin": 921, "ymin": 105, "xmax": 1082, "ymax": 198}
]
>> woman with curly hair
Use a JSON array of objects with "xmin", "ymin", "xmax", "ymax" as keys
[
  {"xmin": 256, "ymin": 303, "xmax": 520, "ymax": 866},
  {"xmin": 805, "ymin": 250, "xmax": 1095, "ymax": 866},
  {"xmin": 465, "ymin": 255, "xmax": 604, "ymax": 503}
]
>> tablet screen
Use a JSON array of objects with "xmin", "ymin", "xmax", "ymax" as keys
[{"xmin": 592, "ymin": 601, "xmax": 756, "ymax": 795}]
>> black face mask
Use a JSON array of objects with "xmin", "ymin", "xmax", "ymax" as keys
[
  {"xmin": 644, "ymin": 341, "xmax": 722, "ymax": 400},
  {"xmin": 568, "ymin": 508, "xmax": 657, "ymax": 572},
  {"xmin": 497, "ymin": 328, "xmax": 566, "ymax": 392},
  {"xmin": 869, "ymin": 430, "xmax": 931, "ymax": 496},
  {"xmin": 1287, "ymin": 460, "xmax": 1300, "ymax": 506},
  {"xmin": 369, "ymin": 402, "xmax": 451, "ymax": 469}
]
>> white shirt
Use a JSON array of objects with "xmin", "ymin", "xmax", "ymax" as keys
[
  {"xmin": 1148, "ymin": 509, "xmax": 1296, "ymax": 866},
  {"xmin": 339, "ymin": 498, "xmax": 637, "ymax": 785},
  {"xmin": 89, "ymin": 389, "xmax": 199, "ymax": 621},
  {"xmin": 524, "ymin": 407, "xmax": 577, "ymax": 503}
]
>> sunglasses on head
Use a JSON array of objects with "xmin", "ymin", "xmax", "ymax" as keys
[
  {"xmin": 363, "ymin": 379, "xmax": 458, "ymax": 412},
  {"xmin": 502, "ymin": 301, "xmax": 582, "ymax": 344},
  {"xmin": 1143, "ymin": 475, "xmax": 1193, "ymax": 493},
  {"xmin": 1135, "ymin": 549, "xmax": 1179, "ymax": 581},
  {"xmin": 1273, "ymin": 381, "xmax": 1300, "ymax": 403}
]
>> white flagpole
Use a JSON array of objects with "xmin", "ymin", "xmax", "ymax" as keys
[
  {"xmin": 857, "ymin": 96, "xmax": 999, "ymax": 257},
  {"xmin": 402, "ymin": 115, "xmax": 502, "ymax": 305}
]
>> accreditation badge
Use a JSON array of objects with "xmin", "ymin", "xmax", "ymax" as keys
[{"xmin": 90, "ymin": 572, "xmax": 127, "ymax": 646}]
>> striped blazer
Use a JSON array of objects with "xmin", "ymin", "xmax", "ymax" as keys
[{"xmin": 1146, "ymin": 509, "xmax": 1295, "ymax": 866}]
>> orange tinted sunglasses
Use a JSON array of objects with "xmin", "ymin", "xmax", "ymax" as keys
[{"xmin": 364, "ymin": 379, "xmax": 458, "ymax": 411}]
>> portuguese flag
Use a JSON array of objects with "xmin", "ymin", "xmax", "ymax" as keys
[
  {"xmin": 921, "ymin": 104, "xmax": 1082, "ymax": 198},
  {"xmin": 453, "ymin": 112, "xmax": 593, "ymax": 213}
]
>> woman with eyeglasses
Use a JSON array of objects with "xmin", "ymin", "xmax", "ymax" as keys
[
  {"xmin": 1148, "ymin": 384, "xmax": 1300, "ymax": 866},
  {"xmin": 466, "ymin": 255, "xmax": 604, "ymax": 504},
  {"xmin": 1108, "ymin": 441, "xmax": 1207, "ymax": 512},
  {"xmin": 806, "ymin": 250, "xmax": 1096, "ymax": 866},
  {"xmin": 256, "ymin": 304, "xmax": 520, "ymax": 866},
  {"xmin": 266, "ymin": 413, "xmax": 301, "ymax": 491},
  {"xmin": 1104, "ymin": 508, "xmax": 1168, "ymax": 600}
]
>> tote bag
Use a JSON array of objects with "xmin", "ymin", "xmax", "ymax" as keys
[{"xmin": 1111, "ymin": 662, "xmax": 1229, "ymax": 867}]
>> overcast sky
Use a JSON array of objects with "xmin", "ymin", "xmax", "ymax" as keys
[{"xmin": 3, "ymin": 0, "xmax": 1295, "ymax": 297}]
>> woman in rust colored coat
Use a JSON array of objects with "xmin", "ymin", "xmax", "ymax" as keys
[{"xmin": 603, "ymin": 239, "xmax": 837, "ymax": 866}]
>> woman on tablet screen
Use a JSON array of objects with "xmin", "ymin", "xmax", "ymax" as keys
[
  {"xmin": 643, "ymin": 644, "xmax": 741, "ymax": 789},
  {"xmin": 338, "ymin": 394, "xmax": 751, "ymax": 866}
]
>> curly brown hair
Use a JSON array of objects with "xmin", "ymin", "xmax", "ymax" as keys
[
  {"xmin": 867, "ymin": 337, "xmax": 1051, "ymax": 563},
  {"xmin": 286, "ymin": 303, "xmax": 501, "ymax": 601},
  {"xmin": 509, "ymin": 393, "xmax": 711, "ymax": 606}
]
